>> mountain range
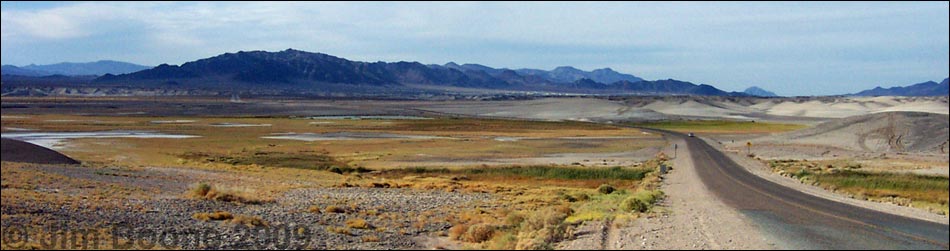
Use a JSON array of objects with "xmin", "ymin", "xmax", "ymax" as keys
[
  {"xmin": 852, "ymin": 78, "xmax": 949, "ymax": 97},
  {"xmin": 93, "ymin": 49, "xmax": 743, "ymax": 96},
  {"xmin": 9, "ymin": 49, "xmax": 943, "ymax": 97},
  {"xmin": 743, "ymin": 86, "xmax": 778, "ymax": 97},
  {"xmin": 1, "ymin": 60, "xmax": 150, "ymax": 76}
]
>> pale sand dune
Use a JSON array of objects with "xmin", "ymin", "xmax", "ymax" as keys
[
  {"xmin": 424, "ymin": 98, "xmax": 668, "ymax": 121},
  {"xmin": 420, "ymin": 96, "xmax": 947, "ymax": 122},
  {"xmin": 640, "ymin": 99, "xmax": 753, "ymax": 119}
]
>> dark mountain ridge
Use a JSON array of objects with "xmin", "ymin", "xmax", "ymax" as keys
[
  {"xmin": 852, "ymin": 78, "xmax": 949, "ymax": 96},
  {"xmin": 13, "ymin": 49, "xmax": 742, "ymax": 96}
]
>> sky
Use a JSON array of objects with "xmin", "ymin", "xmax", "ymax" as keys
[{"xmin": 1, "ymin": 1, "xmax": 948, "ymax": 96}]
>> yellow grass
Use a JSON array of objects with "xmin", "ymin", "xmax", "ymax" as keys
[{"xmin": 3, "ymin": 114, "xmax": 661, "ymax": 171}]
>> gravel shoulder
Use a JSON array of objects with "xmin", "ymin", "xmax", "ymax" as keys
[{"xmin": 612, "ymin": 138, "xmax": 774, "ymax": 250}]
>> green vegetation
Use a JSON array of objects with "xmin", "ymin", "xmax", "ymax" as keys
[
  {"xmin": 630, "ymin": 120, "xmax": 807, "ymax": 134},
  {"xmin": 793, "ymin": 169, "xmax": 948, "ymax": 204},
  {"xmin": 400, "ymin": 165, "xmax": 651, "ymax": 181},
  {"xmin": 597, "ymin": 184, "xmax": 616, "ymax": 194},
  {"xmin": 564, "ymin": 191, "xmax": 627, "ymax": 223},
  {"xmin": 772, "ymin": 160, "xmax": 949, "ymax": 215},
  {"xmin": 375, "ymin": 117, "xmax": 616, "ymax": 133},
  {"xmin": 179, "ymin": 151, "xmax": 371, "ymax": 174},
  {"xmin": 621, "ymin": 190, "xmax": 665, "ymax": 213}
]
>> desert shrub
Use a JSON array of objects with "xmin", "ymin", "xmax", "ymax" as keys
[
  {"xmin": 192, "ymin": 183, "xmax": 212, "ymax": 197},
  {"xmin": 597, "ymin": 184, "xmax": 616, "ymax": 194},
  {"xmin": 515, "ymin": 205, "xmax": 573, "ymax": 250},
  {"xmin": 572, "ymin": 192, "xmax": 591, "ymax": 201},
  {"xmin": 504, "ymin": 213, "xmax": 525, "ymax": 227},
  {"xmin": 448, "ymin": 224, "xmax": 470, "ymax": 241},
  {"xmin": 488, "ymin": 232, "xmax": 518, "ymax": 250},
  {"xmin": 461, "ymin": 223, "xmax": 496, "ymax": 243},
  {"xmin": 621, "ymin": 190, "xmax": 664, "ymax": 213}
]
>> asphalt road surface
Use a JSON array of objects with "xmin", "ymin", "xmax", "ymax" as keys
[{"xmin": 665, "ymin": 130, "xmax": 948, "ymax": 249}]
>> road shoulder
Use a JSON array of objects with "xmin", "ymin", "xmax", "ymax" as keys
[{"xmin": 611, "ymin": 138, "xmax": 774, "ymax": 249}]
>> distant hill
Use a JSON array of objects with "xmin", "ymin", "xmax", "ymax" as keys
[
  {"xmin": 3, "ymin": 60, "xmax": 149, "ymax": 76},
  {"xmin": 1, "ymin": 65, "xmax": 50, "ymax": 76},
  {"xmin": 853, "ymin": 78, "xmax": 949, "ymax": 97},
  {"xmin": 436, "ymin": 63, "xmax": 645, "ymax": 87},
  {"xmin": 514, "ymin": 66, "xmax": 644, "ymax": 84},
  {"xmin": 743, "ymin": 86, "xmax": 778, "ymax": 97},
  {"xmin": 94, "ymin": 49, "xmax": 740, "ymax": 96}
]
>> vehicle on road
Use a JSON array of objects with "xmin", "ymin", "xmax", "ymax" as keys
[{"xmin": 687, "ymin": 132, "xmax": 695, "ymax": 137}]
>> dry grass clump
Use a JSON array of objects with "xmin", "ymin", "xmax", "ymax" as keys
[
  {"xmin": 325, "ymin": 205, "xmax": 346, "ymax": 214},
  {"xmin": 361, "ymin": 235, "xmax": 381, "ymax": 242},
  {"xmin": 308, "ymin": 205, "xmax": 322, "ymax": 214},
  {"xmin": 327, "ymin": 226, "xmax": 351, "ymax": 235},
  {"xmin": 189, "ymin": 183, "xmax": 273, "ymax": 205},
  {"xmin": 345, "ymin": 218, "xmax": 373, "ymax": 229},
  {"xmin": 193, "ymin": 211, "xmax": 234, "ymax": 221},
  {"xmin": 231, "ymin": 215, "xmax": 269, "ymax": 227}
]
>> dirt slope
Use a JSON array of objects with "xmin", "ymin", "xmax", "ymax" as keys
[
  {"xmin": 760, "ymin": 112, "xmax": 949, "ymax": 153},
  {"xmin": 1, "ymin": 138, "xmax": 80, "ymax": 164}
]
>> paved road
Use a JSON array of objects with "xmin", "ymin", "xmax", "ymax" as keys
[{"xmin": 659, "ymin": 130, "xmax": 948, "ymax": 249}]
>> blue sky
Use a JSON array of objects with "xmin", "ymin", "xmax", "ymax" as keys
[{"xmin": 2, "ymin": 1, "xmax": 947, "ymax": 96}]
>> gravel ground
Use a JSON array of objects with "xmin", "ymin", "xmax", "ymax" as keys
[{"xmin": 1, "ymin": 165, "xmax": 493, "ymax": 250}]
